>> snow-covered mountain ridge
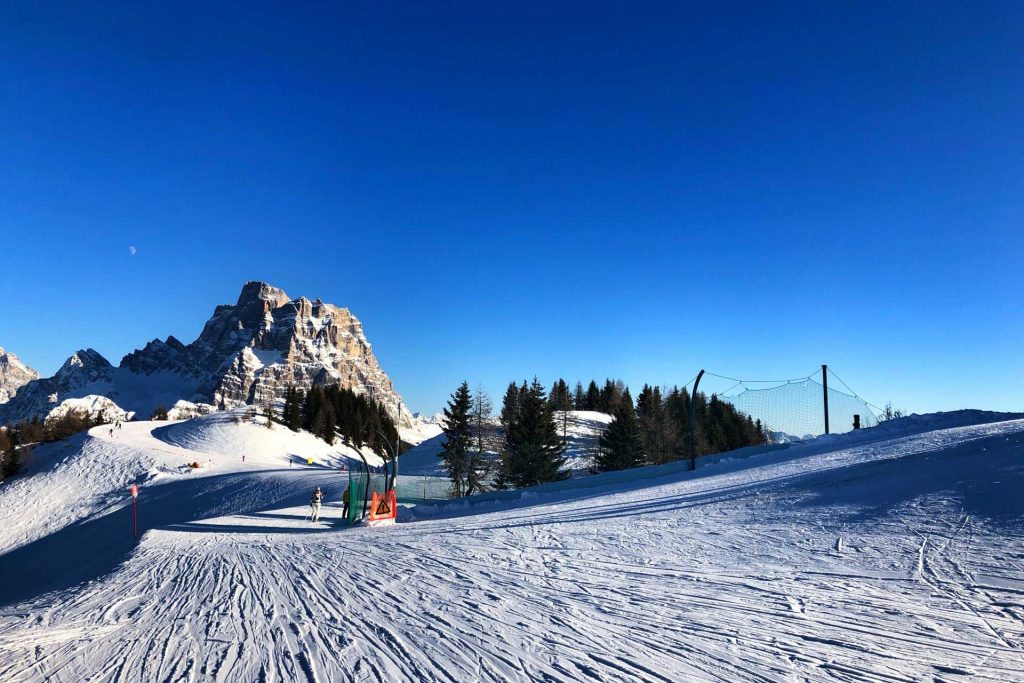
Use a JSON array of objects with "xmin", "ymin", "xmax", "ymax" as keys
[{"xmin": 0, "ymin": 282, "xmax": 411, "ymax": 425}]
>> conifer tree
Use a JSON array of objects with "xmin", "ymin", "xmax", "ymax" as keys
[
  {"xmin": 573, "ymin": 382, "xmax": 585, "ymax": 410},
  {"xmin": 548, "ymin": 379, "xmax": 571, "ymax": 412},
  {"xmin": 499, "ymin": 382, "xmax": 520, "ymax": 429},
  {"xmin": 323, "ymin": 408, "xmax": 337, "ymax": 445},
  {"xmin": 497, "ymin": 378, "xmax": 567, "ymax": 488},
  {"xmin": 285, "ymin": 387, "xmax": 303, "ymax": 431},
  {"xmin": 599, "ymin": 379, "xmax": 626, "ymax": 414},
  {"xmin": 637, "ymin": 384, "xmax": 678, "ymax": 464},
  {"xmin": 595, "ymin": 400, "xmax": 645, "ymax": 472},
  {"xmin": 0, "ymin": 428, "xmax": 13, "ymax": 480},
  {"xmin": 439, "ymin": 382, "xmax": 473, "ymax": 496},
  {"xmin": 584, "ymin": 380, "xmax": 601, "ymax": 411}
]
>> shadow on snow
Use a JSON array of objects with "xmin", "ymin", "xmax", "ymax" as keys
[{"xmin": 0, "ymin": 467, "xmax": 346, "ymax": 607}]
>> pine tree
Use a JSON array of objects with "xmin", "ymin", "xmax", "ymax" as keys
[
  {"xmin": 0, "ymin": 428, "xmax": 13, "ymax": 480},
  {"xmin": 584, "ymin": 380, "xmax": 601, "ymax": 411},
  {"xmin": 499, "ymin": 382, "xmax": 520, "ymax": 429},
  {"xmin": 637, "ymin": 384, "xmax": 677, "ymax": 464},
  {"xmin": 497, "ymin": 378, "xmax": 567, "ymax": 488},
  {"xmin": 595, "ymin": 400, "xmax": 645, "ymax": 472},
  {"xmin": 439, "ymin": 382, "xmax": 473, "ymax": 497},
  {"xmin": 573, "ymin": 382, "xmax": 585, "ymax": 410},
  {"xmin": 599, "ymin": 379, "xmax": 626, "ymax": 414},
  {"xmin": 286, "ymin": 387, "xmax": 303, "ymax": 431},
  {"xmin": 548, "ymin": 379, "xmax": 571, "ymax": 412},
  {"xmin": 323, "ymin": 407, "xmax": 336, "ymax": 445}
]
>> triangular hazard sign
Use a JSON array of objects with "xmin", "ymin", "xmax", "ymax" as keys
[{"xmin": 375, "ymin": 497, "xmax": 392, "ymax": 516}]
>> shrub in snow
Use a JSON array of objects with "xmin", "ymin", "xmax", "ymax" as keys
[{"xmin": 44, "ymin": 408, "xmax": 98, "ymax": 441}]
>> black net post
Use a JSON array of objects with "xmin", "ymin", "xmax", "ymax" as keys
[{"xmin": 689, "ymin": 369, "xmax": 704, "ymax": 470}]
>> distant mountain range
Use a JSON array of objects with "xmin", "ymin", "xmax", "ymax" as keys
[{"xmin": 0, "ymin": 282, "xmax": 410, "ymax": 425}]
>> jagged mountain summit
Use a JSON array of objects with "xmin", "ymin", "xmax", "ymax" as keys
[
  {"xmin": 0, "ymin": 346, "xmax": 39, "ymax": 404},
  {"xmin": 0, "ymin": 282, "xmax": 410, "ymax": 424}
]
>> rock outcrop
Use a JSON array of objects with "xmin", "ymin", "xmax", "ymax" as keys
[
  {"xmin": 0, "ymin": 346, "xmax": 39, "ymax": 404},
  {"xmin": 0, "ymin": 283, "xmax": 410, "ymax": 425}
]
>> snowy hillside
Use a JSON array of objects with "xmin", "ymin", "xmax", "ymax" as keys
[
  {"xmin": 1, "ymin": 410, "xmax": 1022, "ymax": 681},
  {"xmin": 399, "ymin": 409, "xmax": 612, "ymax": 476},
  {"xmin": 45, "ymin": 395, "xmax": 133, "ymax": 423}
]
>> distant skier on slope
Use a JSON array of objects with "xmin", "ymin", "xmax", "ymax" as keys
[
  {"xmin": 310, "ymin": 487, "xmax": 323, "ymax": 522},
  {"xmin": 342, "ymin": 486, "xmax": 350, "ymax": 520}
]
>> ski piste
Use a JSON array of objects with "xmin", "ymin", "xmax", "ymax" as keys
[{"xmin": 0, "ymin": 409, "xmax": 1022, "ymax": 681}]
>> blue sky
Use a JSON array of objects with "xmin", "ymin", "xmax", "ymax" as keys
[{"xmin": 1, "ymin": 2, "xmax": 1022, "ymax": 416}]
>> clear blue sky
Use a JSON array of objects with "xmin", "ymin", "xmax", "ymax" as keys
[{"xmin": 1, "ymin": 2, "xmax": 1021, "ymax": 417}]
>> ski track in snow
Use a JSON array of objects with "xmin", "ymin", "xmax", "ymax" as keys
[{"xmin": 0, "ymin": 417, "xmax": 1023, "ymax": 681}]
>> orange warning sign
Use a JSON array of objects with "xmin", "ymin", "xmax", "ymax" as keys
[{"xmin": 368, "ymin": 489, "xmax": 397, "ymax": 525}]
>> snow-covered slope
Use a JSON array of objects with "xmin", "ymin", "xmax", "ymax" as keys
[
  {"xmin": 398, "ymin": 415, "xmax": 443, "ymax": 447},
  {"xmin": 0, "ymin": 409, "xmax": 384, "ymax": 557},
  {"xmin": 1, "ymin": 411, "xmax": 1022, "ymax": 682},
  {"xmin": 155, "ymin": 409, "xmax": 387, "ymax": 469}
]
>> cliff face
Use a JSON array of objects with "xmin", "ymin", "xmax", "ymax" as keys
[
  {"xmin": 0, "ymin": 346, "xmax": 40, "ymax": 404},
  {"xmin": 0, "ymin": 283, "xmax": 409, "ymax": 424}
]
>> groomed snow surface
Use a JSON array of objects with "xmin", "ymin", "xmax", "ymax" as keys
[{"xmin": 1, "ymin": 410, "xmax": 1023, "ymax": 682}]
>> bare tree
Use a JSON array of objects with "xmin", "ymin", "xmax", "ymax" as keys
[
  {"xmin": 467, "ymin": 385, "xmax": 499, "ymax": 495},
  {"xmin": 879, "ymin": 402, "xmax": 906, "ymax": 421},
  {"xmin": 263, "ymin": 400, "xmax": 275, "ymax": 429}
]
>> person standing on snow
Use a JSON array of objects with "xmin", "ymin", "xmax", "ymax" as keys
[
  {"xmin": 342, "ymin": 485, "xmax": 350, "ymax": 520},
  {"xmin": 310, "ymin": 487, "xmax": 323, "ymax": 522}
]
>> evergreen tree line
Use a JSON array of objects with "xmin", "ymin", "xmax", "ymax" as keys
[
  {"xmin": 0, "ymin": 427, "xmax": 20, "ymax": 481},
  {"xmin": 280, "ymin": 384, "xmax": 398, "ymax": 457},
  {"xmin": 596, "ymin": 384, "xmax": 768, "ymax": 472},
  {"xmin": 548, "ymin": 378, "xmax": 631, "ymax": 414},
  {"xmin": 438, "ymin": 377, "xmax": 770, "ymax": 492},
  {"xmin": 439, "ymin": 379, "xmax": 568, "ymax": 496}
]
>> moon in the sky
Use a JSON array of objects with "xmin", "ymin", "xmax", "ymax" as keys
[{"xmin": 129, "ymin": 246, "xmax": 137, "ymax": 256}]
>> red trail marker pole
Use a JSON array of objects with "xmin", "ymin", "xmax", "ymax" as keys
[{"xmin": 130, "ymin": 485, "xmax": 139, "ymax": 538}]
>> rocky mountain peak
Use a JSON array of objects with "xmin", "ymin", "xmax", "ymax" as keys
[
  {"xmin": 61, "ymin": 349, "xmax": 112, "ymax": 372},
  {"xmin": 0, "ymin": 283, "xmax": 411, "ymax": 426},
  {"xmin": 0, "ymin": 346, "xmax": 39, "ymax": 404},
  {"xmin": 236, "ymin": 281, "xmax": 291, "ymax": 311}
]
